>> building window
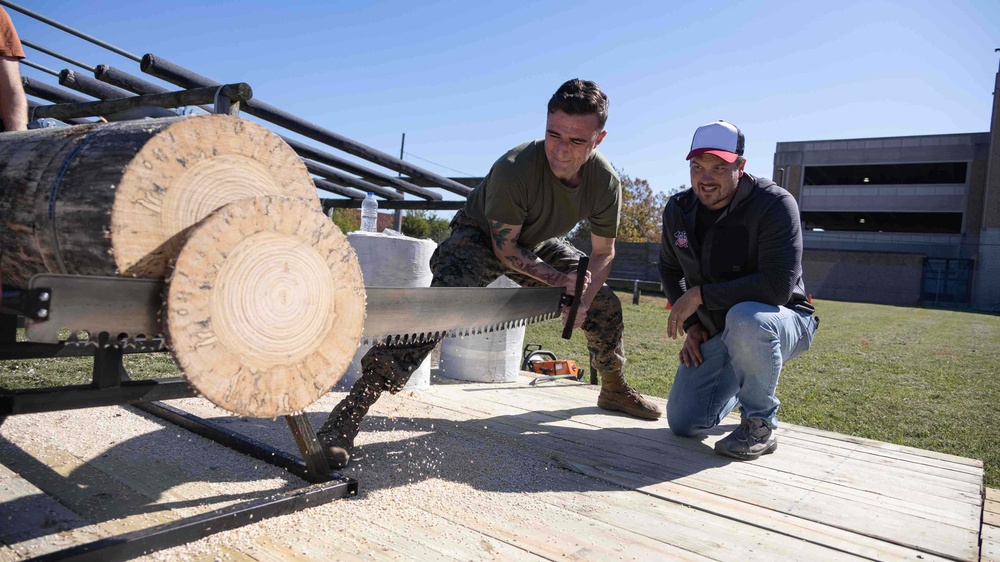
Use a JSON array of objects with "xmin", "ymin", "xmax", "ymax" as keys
[
  {"xmin": 923, "ymin": 258, "xmax": 973, "ymax": 306},
  {"xmin": 802, "ymin": 211, "xmax": 962, "ymax": 233},
  {"xmin": 803, "ymin": 162, "xmax": 967, "ymax": 186}
]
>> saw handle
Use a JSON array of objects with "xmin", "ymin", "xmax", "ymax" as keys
[{"xmin": 561, "ymin": 256, "xmax": 590, "ymax": 340}]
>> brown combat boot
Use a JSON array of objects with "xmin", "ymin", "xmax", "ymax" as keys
[
  {"xmin": 315, "ymin": 377, "xmax": 383, "ymax": 468},
  {"xmin": 597, "ymin": 370, "xmax": 663, "ymax": 420}
]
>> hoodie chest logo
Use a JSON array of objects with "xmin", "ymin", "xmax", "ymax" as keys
[{"xmin": 674, "ymin": 230, "xmax": 688, "ymax": 249}]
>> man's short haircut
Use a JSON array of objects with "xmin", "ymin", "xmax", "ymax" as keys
[{"xmin": 547, "ymin": 79, "xmax": 609, "ymax": 129}]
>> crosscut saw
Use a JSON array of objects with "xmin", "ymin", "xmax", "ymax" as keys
[{"xmin": 11, "ymin": 257, "xmax": 588, "ymax": 346}]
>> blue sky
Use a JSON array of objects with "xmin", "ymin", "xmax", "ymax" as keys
[{"xmin": 11, "ymin": 0, "xmax": 1000, "ymax": 203}]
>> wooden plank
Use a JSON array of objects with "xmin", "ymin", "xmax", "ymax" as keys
[
  {"xmin": 410, "ymin": 383, "xmax": 980, "ymax": 561},
  {"xmin": 471, "ymin": 380, "xmax": 985, "ymax": 502},
  {"xmin": 0, "ymin": 461, "xmax": 107, "ymax": 560},
  {"xmin": 772, "ymin": 422, "xmax": 984, "ymax": 469},
  {"xmin": 433, "ymin": 381, "xmax": 983, "ymax": 510},
  {"xmin": 360, "ymin": 389, "xmax": 957, "ymax": 560},
  {"xmin": 166, "ymin": 397, "xmax": 866, "ymax": 560},
  {"xmin": 520, "ymin": 375, "xmax": 983, "ymax": 469},
  {"xmin": 141, "ymin": 401, "xmax": 710, "ymax": 560},
  {"xmin": 778, "ymin": 429, "xmax": 985, "ymax": 478},
  {"xmin": 0, "ymin": 437, "xmax": 180, "ymax": 533},
  {"xmin": 982, "ymin": 522, "xmax": 1000, "ymax": 562},
  {"xmin": 0, "ymin": 408, "xmax": 316, "ymax": 561},
  {"xmin": 986, "ymin": 498, "xmax": 1000, "ymax": 527},
  {"xmin": 531, "ymin": 489, "xmax": 875, "ymax": 561},
  {"xmin": 535, "ymin": 388, "xmax": 985, "ymax": 519},
  {"xmin": 516, "ymin": 377, "xmax": 983, "ymax": 473},
  {"xmin": 777, "ymin": 431, "xmax": 985, "ymax": 487},
  {"xmin": 159, "ymin": 501, "xmax": 537, "ymax": 562}
]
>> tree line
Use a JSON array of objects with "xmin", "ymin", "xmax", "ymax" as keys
[
  {"xmin": 331, "ymin": 168, "xmax": 685, "ymax": 244},
  {"xmin": 570, "ymin": 169, "xmax": 686, "ymax": 242}
]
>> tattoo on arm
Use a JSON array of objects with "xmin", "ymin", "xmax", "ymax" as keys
[
  {"xmin": 490, "ymin": 221, "xmax": 513, "ymax": 251},
  {"xmin": 490, "ymin": 221, "xmax": 563, "ymax": 286},
  {"xmin": 509, "ymin": 253, "xmax": 563, "ymax": 285}
]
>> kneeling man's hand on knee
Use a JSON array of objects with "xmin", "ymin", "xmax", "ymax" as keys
[{"xmin": 679, "ymin": 323, "xmax": 710, "ymax": 368}]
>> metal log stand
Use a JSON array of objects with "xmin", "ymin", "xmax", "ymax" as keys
[{"xmin": 0, "ymin": 79, "xmax": 356, "ymax": 561}]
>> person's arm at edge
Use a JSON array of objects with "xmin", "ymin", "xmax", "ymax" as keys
[
  {"xmin": 0, "ymin": 56, "xmax": 27, "ymax": 131},
  {"xmin": 487, "ymin": 219, "xmax": 580, "ymax": 291}
]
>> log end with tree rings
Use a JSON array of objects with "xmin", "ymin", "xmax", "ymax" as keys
[
  {"xmin": 111, "ymin": 114, "xmax": 319, "ymax": 279},
  {"xmin": 165, "ymin": 195, "xmax": 365, "ymax": 418}
]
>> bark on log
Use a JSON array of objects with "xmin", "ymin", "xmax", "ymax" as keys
[
  {"xmin": 0, "ymin": 114, "xmax": 319, "ymax": 287},
  {"xmin": 165, "ymin": 196, "xmax": 365, "ymax": 418}
]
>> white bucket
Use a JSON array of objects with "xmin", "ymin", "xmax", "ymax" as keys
[
  {"xmin": 437, "ymin": 276, "xmax": 526, "ymax": 383},
  {"xmin": 337, "ymin": 230, "xmax": 437, "ymax": 391}
]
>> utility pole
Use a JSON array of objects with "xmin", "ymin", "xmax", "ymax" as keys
[{"xmin": 393, "ymin": 133, "xmax": 405, "ymax": 231}]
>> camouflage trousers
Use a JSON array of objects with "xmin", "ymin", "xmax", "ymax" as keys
[{"xmin": 362, "ymin": 209, "xmax": 626, "ymax": 393}]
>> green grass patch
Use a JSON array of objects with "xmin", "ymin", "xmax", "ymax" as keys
[{"xmin": 525, "ymin": 293, "xmax": 1000, "ymax": 487}]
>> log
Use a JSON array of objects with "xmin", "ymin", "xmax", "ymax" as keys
[
  {"xmin": 0, "ymin": 114, "xmax": 319, "ymax": 287},
  {"xmin": 165, "ymin": 196, "xmax": 365, "ymax": 418}
]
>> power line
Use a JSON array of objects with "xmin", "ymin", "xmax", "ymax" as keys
[{"xmin": 402, "ymin": 151, "xmax": 476, "ymax": 177}]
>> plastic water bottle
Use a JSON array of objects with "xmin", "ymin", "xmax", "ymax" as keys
[{"xmin": 361, "ymin": 192, "xmax": 378, "ymax": 232}]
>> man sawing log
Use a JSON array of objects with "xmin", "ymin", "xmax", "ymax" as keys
[{"xmin": 316, "ymin": 78, "xmax": 662, "ymax": 469}]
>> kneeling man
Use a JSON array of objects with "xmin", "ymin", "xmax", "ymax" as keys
[{"xmin": 659, "ymin": 121, "xmax": 818, "ymax": 460}]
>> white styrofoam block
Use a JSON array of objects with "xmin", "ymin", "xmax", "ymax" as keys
[
  {"xmin": 335, "ymin": 232, "xmax": 437, "ymax": 391},
  {"xmin": 437, "ymin": 276, "xmax": 526, "ymax": 383}
]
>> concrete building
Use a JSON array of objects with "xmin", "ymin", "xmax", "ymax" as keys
[{"xmin": 772, "ymin": 60, "xmax": 1000, "ymax": 311}]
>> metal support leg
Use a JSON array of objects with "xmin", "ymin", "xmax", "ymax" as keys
[
  {"xmin": 285, "ymin": 412, "xmax": 332, "ymax": 477},
  {"xmin": 134, "ymin": 401, "xmax": 350, "ymax": 484},
  {"xmin": 0, "ymin": 314, "xmax": 16, "ymax": 344},
  {"xmin": 91, "ymin": 333, "xmax": 125, "ymax": 388},
  {"xmin": 25, "ymin": 479, "xmax": 357, "ymax": 562}
]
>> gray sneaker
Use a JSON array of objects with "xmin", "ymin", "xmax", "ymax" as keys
[{"xmin": 714, "ymin": 413, "xmax": 777, "ymax": 460}]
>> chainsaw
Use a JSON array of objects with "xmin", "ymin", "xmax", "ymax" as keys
[{"xmin": 521, "ymin": 343, "xmax": 582, "ymax": 385}]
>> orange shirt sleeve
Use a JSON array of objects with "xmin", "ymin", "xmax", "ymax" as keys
[{"xmin": 0, "ymin": 8, "xmax": 25, "ymax": 59}]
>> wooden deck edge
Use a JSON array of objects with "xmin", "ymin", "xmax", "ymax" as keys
[
  {"xmin": 504, "ymin": 373, "xmax": 984, "ymax": 470},
  {"xmin": 980, "ymin": 488, "xmax": 999, "ymax": 562},
  {"xmin": 979, "ymin": 488, "xmax": 1000, "ymax": 562}
]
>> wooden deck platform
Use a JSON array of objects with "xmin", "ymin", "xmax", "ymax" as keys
[{"xmin": 0, "ymin": 373, "xmax": 989, "ymax": 561}]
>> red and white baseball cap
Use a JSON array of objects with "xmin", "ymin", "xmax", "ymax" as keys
[{"xmin": 686, "ymin": 120, "xmax": 745, "ymax": 163}]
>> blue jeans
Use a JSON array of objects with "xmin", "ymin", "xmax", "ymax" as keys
[{"xmin": 667, "ymin": 302, "xmax": 817, "ymax": 435}]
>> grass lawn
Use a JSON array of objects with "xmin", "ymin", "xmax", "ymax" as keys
[
  {"xmin": 522, "ymin": 291, "xmax": 1000, "ymax": 488},
  {"xmin": 3, "ymin": 293, "xmax": 998, "ymax": 487}
]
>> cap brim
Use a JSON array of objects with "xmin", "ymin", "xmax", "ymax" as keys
[{"xmin": 686, "ymin": 148, "xmax": 739, "ymax": 163}]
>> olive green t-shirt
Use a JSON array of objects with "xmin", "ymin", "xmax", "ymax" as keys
[{"xmin": 463, "ymin": 140, "xmax": 621, "ymax": 248}]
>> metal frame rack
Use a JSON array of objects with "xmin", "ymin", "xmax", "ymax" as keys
[{"xmin": 2, "ymin": 0, "xmax": 472, "ymax": 212}]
